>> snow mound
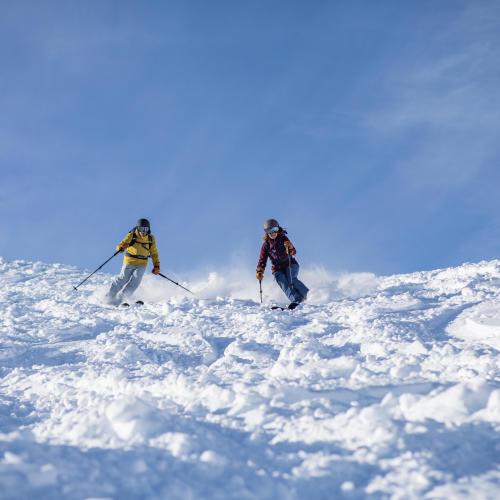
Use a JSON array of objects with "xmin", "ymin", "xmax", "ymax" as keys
[
  {"xmin": 0, "ymin": 256, "xmax": 499, "ymax": 499},
  {"xmin": 447, "ymin": 299, "xmax": 500, "ymax": 350}
]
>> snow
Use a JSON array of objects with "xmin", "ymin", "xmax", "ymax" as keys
[{"xmin": 1, "ymin": 256, "xmax": 500, "ymax": 499}]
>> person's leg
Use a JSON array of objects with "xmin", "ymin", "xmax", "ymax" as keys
[
  {"xmin": 106, "ymin": 264, "xmax": 135, "ymax": 304},
  {"xmin": 274, "ymin": 269, "xmax": 297, "ymax": 303},
  {"xmin": 289, "ymin": 264, "xmax": 309, "ymax": 302},
  {"xmin": 121, "ymin": 265, "xmax": 146, "ymax": 299}
]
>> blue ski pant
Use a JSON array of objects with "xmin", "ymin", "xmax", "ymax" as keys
[
  {"xmin": 106, "ymin": 263, "xmax": 146, "ymax": 304},
  {"xmin": 274, "ymin": 263, "xmax": 308, "ymax": 304}
]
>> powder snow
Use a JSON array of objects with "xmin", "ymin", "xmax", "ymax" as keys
[{"xmin": 0, "ymin": 257, "xmax": 499, "ymax": 499}]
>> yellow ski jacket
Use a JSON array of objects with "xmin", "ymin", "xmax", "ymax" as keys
[{"xmin": 116, "ymin": 229, "xmax": 160, "ymax": 268}]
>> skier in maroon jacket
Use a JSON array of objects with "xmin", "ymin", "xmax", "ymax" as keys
[{"xmin": 256, "ymin": 219, "xmax": 309, "ymax": 309}]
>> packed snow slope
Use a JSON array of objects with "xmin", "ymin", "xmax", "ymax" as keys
[{"xmin": 1, "ymin": 257, "xmax": 500, "ymax": 500}]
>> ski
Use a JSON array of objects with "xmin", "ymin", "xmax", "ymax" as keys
[
  {"xmin": 270, "ymin": 302, "xmax": 299, "ymax": 311},
  {"xmin": 117, "ymin": 300, "xmax": 143, "ymax": 308}
]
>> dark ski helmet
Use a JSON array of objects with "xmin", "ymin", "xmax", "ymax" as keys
[
  {"xmin": 137, "ymin": 218, "xmax": 151, "ymax": 234},
  {"xmin": 264, "ymin": 218, "xmax": 279, "ymax": 233}
]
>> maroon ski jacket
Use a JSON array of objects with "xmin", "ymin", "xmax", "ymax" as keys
[{"xmin": 257, "ymin": 229, "xmax": 298, "ymax": 274}]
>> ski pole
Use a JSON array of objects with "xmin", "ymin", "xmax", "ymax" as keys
[
  {"xmin": 73, "ymin": 250, "xmax": 121, "ymax": 290},
  {"xmin": 259, "ymin": 280, "xmax": 263, "ymax": 304},
  {"xmin": 287, "ymin": 252, "xmax": 294, "ymax": 288},
  {"xmin": 158, "ymin": 272, "xmax": 194, "ymax": 295}
]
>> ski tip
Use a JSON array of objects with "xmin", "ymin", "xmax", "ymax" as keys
[
  {"xmin": 270, "ymin": 303, "xmax": 300, "ymax": 311},
  {"xmin": 116, "ymin": 301, "xmax": 143, "ymax": 308}
]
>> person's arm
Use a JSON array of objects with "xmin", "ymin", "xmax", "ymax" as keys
[
  {"xmin": 283, "ymin": 237, "xmax": 296, "ymax": 256},
  {"xmin": 150, "ymin": 236, "xmax": 160, "ymax": 274},
  {"xmin": 256, "ymin": 242, "xmax": 268, "ymax": 280},
  {"xmin": 116, "ymin": 232, "xmax": 134, "ymax": 252}
]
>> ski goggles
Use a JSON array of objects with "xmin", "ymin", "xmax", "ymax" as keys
[
  {"xmin": 265, "ymin": 226, "xmax": 279, "ymax": 234},
  {"xmin": 137, "ymin": 226, "xmax": 150, "ymax": 233}
]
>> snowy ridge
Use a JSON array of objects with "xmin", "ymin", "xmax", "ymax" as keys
[{"xmin": 1, "ymin": 257, "xmax": 500, "ymax": 499}]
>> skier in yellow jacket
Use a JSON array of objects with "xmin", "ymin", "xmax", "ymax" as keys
[{"xmin": 105, "ymin": 218, "xmax": 160, "ymax": 305}]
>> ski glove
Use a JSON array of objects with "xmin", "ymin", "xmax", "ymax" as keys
[
  {"xmin": 118, "ymin": 244, "xmax": 129, "ymax": 253},
  {"xmin": 152, "ymin": 266, "xmax": 160, "ymax": 275},
  {"xmin": 284, "ymin": 241, "xmax": 295, "ymax": 255},
  {"xmin": 256, "ymin": 268, "xmax": 264, "ymax": 281}
]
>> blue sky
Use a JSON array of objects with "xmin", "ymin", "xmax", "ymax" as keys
[{"xmin": 1, "ymin": 0, "xmax": 500, "ymax": 277}]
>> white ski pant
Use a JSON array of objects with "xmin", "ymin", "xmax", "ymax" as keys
[{"xmin": 106, "ymin": 263, "xmax": 146, "ymax": 304}]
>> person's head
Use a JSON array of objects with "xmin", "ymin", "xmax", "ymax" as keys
[
  {"xmin": 264, "ymin": 219, "xmax": 280, "ymax": 240},
  {"xmin": 137, "ymin": 218, "xmax": 150, "ymax": 237}
]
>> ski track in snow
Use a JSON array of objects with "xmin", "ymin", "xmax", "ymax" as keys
[{"xmin": 0, "ymin": 257, "xmax": 500, "ymax": 499}]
